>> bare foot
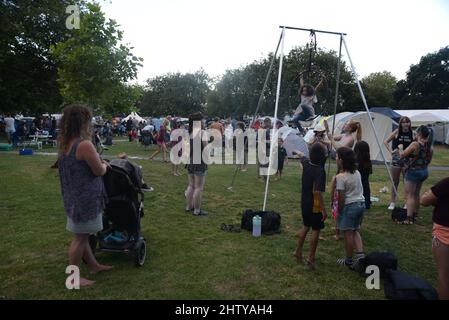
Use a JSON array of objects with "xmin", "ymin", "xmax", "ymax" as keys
[
  {"xmin": 90, "ymin": 264, "xmax": 113, "ymax": 275},
  {"xmin": 306, "ymin": 259, "xmax": 316, "ymax": 270},
  {"xmin": 292, "ymin": 251, "xmax": 303, "ymax": 264},
  {"xmin": 333, "ymin": 235, "xmax": 340, "ymax": 241},
  {"xmin": 80, "ymin": 277, "xmax": 96, "ymax": 287}
]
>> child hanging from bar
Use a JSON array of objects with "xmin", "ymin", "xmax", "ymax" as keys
[
  {"xmin": 292, "ymin": 144, "xmax": 328, "ymax": 270},
  {"xmin": 291, "ymin": 71, "xmax": 326, "ymax": 135}
]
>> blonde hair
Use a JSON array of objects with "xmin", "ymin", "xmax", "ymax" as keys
[{"xmin": 347, "ymin": 120, "xmax": 362, "ymax": 142}]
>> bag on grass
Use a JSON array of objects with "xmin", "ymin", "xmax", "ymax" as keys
[
  {"xmin": 355, "ymin": 251, "xmax": 398, "ymax": 278},
  {"xmin": 241, "ymin": 209, "xmax": 281, "ymax": 235},
  {"xmin": 384, "ymin": 269, "xmax": 438, "ymax": 300},
  {"xmin": 391, "ymin": 207, "xmax": 407, "ymax": 223}
]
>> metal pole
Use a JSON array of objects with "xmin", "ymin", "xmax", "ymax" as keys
[
  {"xmin": 327, "ymin": 34, "xmax": 343, "ymax": 182},
  {"xmin": 279, "ymin": 26, "xmax": 347, "ymax": 36},
  {"xmin": 250, "ymin": 31, "xmax": 284, "ymax": 128},
  {"xmin": 341, "ymin": 35, "xmax": 397, "ymax": 196},
  {"xmin": 263, "ymin": 27, "xmax": 285, "ymax": 211}
]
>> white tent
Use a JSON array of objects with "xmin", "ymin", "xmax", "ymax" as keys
[
  {"xmin": 331, "ymin": 111, "xmax": 397, "ymax": 162},
  {"xmin": 394, "ymin": 109, "xmax": 449, "ymax": 144},
  {"xmin": 122, "ymin": 112, "xmax": 147, "ymax": 124}
]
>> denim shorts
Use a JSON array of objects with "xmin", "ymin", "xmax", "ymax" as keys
[
  {"xmin": 337, "ymin": 202, "xmax": 365, "ymax": 231},
  {"xmin": 405, "ymin": 168, "xmax": 428, "ymax": 183}
]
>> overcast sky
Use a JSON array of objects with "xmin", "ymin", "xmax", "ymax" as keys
[{"xmin": 101, "ymin": 0, "xmax": 449, "ymax": 84}]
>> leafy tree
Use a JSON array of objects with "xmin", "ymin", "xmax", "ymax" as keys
[
  {"xmin": 50, "ymin": 2, "xmax": 143, "ymax": 114},
  {"xmin": 361, "ymin": 71, "xmax": 397, "ymax": 107},
  {"xmin": 0, "ymin": 0, "xmax": 84, "ymax": 114},
  {"xmin": 395, "ymin": 46, "xmax": 449, "ymax": 109},
  {"xmin": 141, "ymin": 70, "xmax": 210, "ymax": 117}
]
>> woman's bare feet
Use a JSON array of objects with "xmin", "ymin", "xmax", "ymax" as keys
[
  {"xmin": 90, "ymin": 264, "xmax": 113, "ymax": 275},
  {"xmin": 80, "ymin": 277, "xmax": 96, "ymax": 287}
]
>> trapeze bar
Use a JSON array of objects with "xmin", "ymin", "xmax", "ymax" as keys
[{"xmin": 279, "ymin": 25, "xmax": 347, "ymax": 36}]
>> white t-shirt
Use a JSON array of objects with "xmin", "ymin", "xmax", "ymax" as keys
[
  {"xmin": 336, "ymin": 170, "xmax": 365, "ymax": 205},
  {"xmin": 4, "ymin": 117, "xmax": 15, "ymax": 133}
]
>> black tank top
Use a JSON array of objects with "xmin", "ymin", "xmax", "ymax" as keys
[{"xmin": 392, "ymin": 130, "xmax": 413, "ymax": 150}]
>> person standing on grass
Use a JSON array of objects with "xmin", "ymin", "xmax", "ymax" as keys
[
  {"xmin": 293, "ymin": 144, "xmax": 327, "ymax": 270},
  {"xmin": 334, "ymin": 147, "xmax": 366, "ymax": 269},
  {"xmin": 149, "ymin": 119, "xmax": 169, "ymax": 162},
  {"xmin": 185, "ymin": 112, "xmax": 209, "ymax": 216},
  {"xmin": 354, "ymin": 141, "xmax": 373, "ymax": 210},
  {"xmin": 399, "ymin": 125, "xmax": 433, "ymax": 224},
  {"xmin": 58, "ymin": 104, "xmax": 112, "ymax": 287},
  {"xmin": 384, "ymin": 116, "xmax": 414, "ymax": 210},
  {"xmin": 274, "ymin": 137, "xmax": 288, "ymax": 181},
  {"xmin": 421, "ymin": 176, "xmax": 449, "ymax": 300}
]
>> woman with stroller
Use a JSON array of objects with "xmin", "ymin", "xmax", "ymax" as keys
[{"xmin": 57, "ymin": 104, "xmax": 113, "ymax": 287}]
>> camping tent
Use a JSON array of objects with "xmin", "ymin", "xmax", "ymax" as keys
[
  {"xmin": 394, "ymin": 109, "xmax": 449, "ymax": 144},
  {"xmin": 122, "ymin": 112, "xmax": 147, "ymax": 124},
  {"xmin": 370, "ymin": 107, "xmax": 402, "ymax": 123},
  {"xmin": 331, "ymin": 111, "xmax": 397, "ymax": 162}
]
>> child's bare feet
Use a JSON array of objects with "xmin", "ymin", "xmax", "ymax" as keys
[
  {"xmin": 90, "ymin": 264, "xmax": 113, "ymax": 275},
  {"xmin": 306, "ymin": 259, "xmax": 316, "ymax": 270},
  {"xmin": 292, "ymin": 251, "xmax": 303, "ymax": 264}
]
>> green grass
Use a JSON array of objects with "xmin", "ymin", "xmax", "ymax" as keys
[{"xmin": 0, "ymin": 139, "xmax": 448, "ymax": 299}]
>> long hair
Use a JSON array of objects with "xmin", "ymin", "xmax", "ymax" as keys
[
  {"xmin": 347, "ymin": 120, "xmax": 362, "ymax": 142},
  {"xmin": 398, "ymin": 116, "xmax": 411, "ymax": 136},
  {"xmin": 59, "ymin": 104, "xmax": 92, "ymax": 153},
  {"xmin": 354, "ymin": 141, "xmax": 372, "ymax": 174},
  {"xmin": 337, "ymin": 147, "xmax": 357, "ymax": 174},
  {"xmin": 299, "ymin": 84, "xmax": 315, "ymax": 97}
]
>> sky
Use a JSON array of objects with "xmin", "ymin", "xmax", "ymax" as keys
[{"xmin": 100, "ymin": 0, "xmax": 449, "ymax": 84}]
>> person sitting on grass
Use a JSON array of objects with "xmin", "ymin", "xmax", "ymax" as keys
[
  {"xmin": 292, "ymin": 144, "xmax": 327, "ymax": 270},
  {"xmin": 57, "ymin": 104, "xmax": 113, "ymax": 287},
  {"xmin": 334, "ymin": 147, "xmax": 366, "ymax": 269}
]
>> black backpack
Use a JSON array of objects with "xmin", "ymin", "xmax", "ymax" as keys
[
  {"xmin": 392, "ymin": 207, "xmax": 407, "ymax": 223},
  {"xmin": 384, "ymin": 269, "xmax": 438, "ymax": 300},
  {"xmin": 241, "ymin": 209, "xmax": 281, "ymax": 235},
  {"xmin": 355, "ymin": 251, "xmax": 398, "ymax": 278}
]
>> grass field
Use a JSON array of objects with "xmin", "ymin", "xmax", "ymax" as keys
[{"xmin": 0, "ymin": 139, "xmax": 448, "ymax": 299}]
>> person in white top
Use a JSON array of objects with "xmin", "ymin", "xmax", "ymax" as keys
[
  {"xmin": 4, "ymin": 114, "xmax": 16, "ymax": 145},
  {"xmin": 333, "ymin": 146, "xmax": 366, "ymax": 269}
]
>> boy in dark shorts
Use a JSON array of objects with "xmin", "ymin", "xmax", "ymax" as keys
[
  {"xmin": 275, "ymin": 138, "xmax": 288, "ymax": 180},
  {"xmin": 293, "ymin": 144, "xmax": 327, "ymax": 270}
]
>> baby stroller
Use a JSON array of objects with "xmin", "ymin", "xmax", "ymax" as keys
[
  {"xmin": 89, "ymin": 163, "xmax": 147, "ymax": 266},
  {"xmin": 141, "ymin": 130, "xmax": 153, "ymax": 150}
]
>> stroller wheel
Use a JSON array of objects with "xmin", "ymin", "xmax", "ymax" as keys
[{"xmin": 134, "ymin": 239, "xmax": 146, "ymax": 267}]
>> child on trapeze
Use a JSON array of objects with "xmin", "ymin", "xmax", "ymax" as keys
[{"xmin": 291, "ymin": 71, "xmax": 326, "ymax": 135}]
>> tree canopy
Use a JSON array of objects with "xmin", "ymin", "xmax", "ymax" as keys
[
  {"xmin": 395, "ymin": 46, "xmax": 449, "ymax": 109},
  {"xmin": 361, "ymin": 71, "xmax": 397, "ymax": 107}
]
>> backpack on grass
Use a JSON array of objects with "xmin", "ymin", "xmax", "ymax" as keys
[
  {"xmin": 241, "ymin": 209, "xmax": 281, "ymax": 235},
  {"xmin": 391, "ymin": 207, "xmax": 407, "ymax": 223},
  {"xmin": 384, "ymin": 269, "xmax": 438, "ymax": 300},
  {"xmin": 354, "ymin": 251, "xmax": 398, "ymax": 278}
]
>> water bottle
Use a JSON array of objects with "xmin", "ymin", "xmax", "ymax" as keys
[{"xmin": 252, "ymin": 215, "xmax": 261, "ymax": 237}]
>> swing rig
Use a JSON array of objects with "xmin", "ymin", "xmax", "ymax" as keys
[{"xmin": 228, "ymin": 26, "xmax": 397, "ymax": 212}]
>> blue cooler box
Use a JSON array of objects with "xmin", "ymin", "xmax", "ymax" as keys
[{"xmin": 19, "ymin": 148, "xmax": 33, "ymax": 155}]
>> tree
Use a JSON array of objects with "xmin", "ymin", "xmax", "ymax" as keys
[
  {"xmin": 0, "ymin": 0, "xmax": 84, "ymax": 114},
  {"xmin": 394, "ymin": 46, "xmax": 449, "ymax": 109},
  {"xmin": 361, "ymin": 71, "xmax": 397, "ymax": 107},
  {"xmin": 50, "ymin": 2, "xmax": 143, "ymax": 114}
]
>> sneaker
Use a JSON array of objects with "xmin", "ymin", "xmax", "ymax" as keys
[
  {"xmin": 142, "ymin": 187, "xmax": 154, "ymax": 192},
  {"xmin": 388, "ymin": 202, "xmax": 395, "ymax": 210},
  {"xmin": 403, "ymin": 204, "xmax": 407, "ymax": 209}
]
